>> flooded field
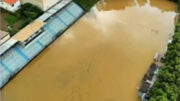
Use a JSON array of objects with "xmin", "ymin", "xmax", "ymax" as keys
[{"xmin": 1, "ymin": 0, "xmax": 178, "ymax": 101}]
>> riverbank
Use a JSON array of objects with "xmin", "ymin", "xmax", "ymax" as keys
[{"xmin": 149, "ymin": 5, "xmax": 180, "ymax": 101}]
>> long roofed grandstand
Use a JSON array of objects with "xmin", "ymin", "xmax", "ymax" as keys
[{"xmin": 0, "ymin": 0, "xmax": 84, "ymax": 88}]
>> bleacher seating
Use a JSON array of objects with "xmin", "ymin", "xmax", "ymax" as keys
[{"xmin": 0, "ymin": 1, "xmax": 84, "ymax": 88}]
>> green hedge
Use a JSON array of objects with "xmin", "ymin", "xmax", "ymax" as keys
[
  {"xmin": 5, "ymin": 14, "xmax": 19, "ymax": 25},
  {"xmin": 17, "ymin": 3, "xmax": 43, "ymax": 19},
  {"xmin": 74, "ymin": 0, "xmax": 99, "ymax": 11},
  {"xmin": 169, "ymin": 0, "xmax": 179, "ymax": 2},
  {"xmin": 4, "ymin": 3, "xmax": 43, "ymax": 36}
]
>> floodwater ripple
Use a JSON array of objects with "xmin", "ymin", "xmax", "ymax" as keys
[{"xmin": 1, "ymin": 0, "xmax": 178, "ymax": 101}]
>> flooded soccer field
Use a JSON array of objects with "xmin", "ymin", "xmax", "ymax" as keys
[{"xmin": 1, "ymin": 0, "xmax": 178, "ymax": 101}]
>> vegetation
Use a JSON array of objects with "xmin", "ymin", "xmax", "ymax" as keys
[
  {"xmin": 17, "ymin": 3, "xmax": 43, "ymax": 20},
  {"xmin": 4, "ymin": 0, "xmax": 99, "ymax": 36},
  {"xmin": 74, "ymin": 0, "xmax": 99, "ymax": 11},
  {"xmin": 4, "ymin": 3, "xmax": 43, "ymax": 36},
  {"xmin": 169, "ymin": 0, "xmax": 179, "ymax": 3},
  {"xmin": 5, "ymin": 14, "xmax": 19, "ymax": 25},
  {"xmin": 149, "ymin": 22, "xmax": 180, "ymax": 101},
  {"xmin": 16, "ymin": 3, "xmax": 43, "ymax": 30},
  {"xmin": 7, "ymin": 28, "xmax": 18, "ymax": 36}
]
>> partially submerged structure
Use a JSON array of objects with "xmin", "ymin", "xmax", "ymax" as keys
[
  {"xmin": 138, "ymin": 52, "xmax": 163, "ymax": 101},
  {"xmin": 0, "ymin": 0, "xmax": 84, "ymax": 88},
  {"xmin": 138, "ymin": 61, "xmax": 162, "ymax": 101},
  {"xmin": 139, "ymin": 63, "xmax": 160, "ymax": 100}
]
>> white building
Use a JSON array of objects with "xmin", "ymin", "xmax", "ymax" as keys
[
  {"xmin": 20, "ymin": 0, "xmax": 62, "ymax": 11},
  {"xmin": 0, "ymin": 0, "xmax": 21, "ymax": 12}
]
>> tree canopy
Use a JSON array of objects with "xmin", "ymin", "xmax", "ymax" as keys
[{"xmin": 74, "ymin": 0, "xmax": 99, "ymax": 11}]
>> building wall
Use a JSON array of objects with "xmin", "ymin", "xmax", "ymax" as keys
[
  {"xmin": 42, "ymin": 0, "xmax": 61, "ymax": 11},
  {"xmin": 20, "ymin": 0, "xmax": 61, "ymax": 11},
  {"xmin": 0, "ymin": 1, "xmax": 21, "ymax": 12},
  {"xmin": 20, "ymin": 0, "xmax": 43, "ymax": 10}
]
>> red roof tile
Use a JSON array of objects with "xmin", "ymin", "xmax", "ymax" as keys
[{"xmin": 3, "ymin": 0, "xmax": 18, "ymax": 5}]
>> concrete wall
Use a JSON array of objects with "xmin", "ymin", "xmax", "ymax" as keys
[
  {"xmin": 0, "ymin": 34, "xmax": 10, "ymax": 45},
  {"xmin": 20, "ymin": 0, "xmax": 61, "ymax": 11},
  {"xmin": 20, "ymin": 0, "xmax": 43, "ymax": 10},
  {"xmin": 42, "ymin": 0, "xmax": 61, "ymax": 11}
]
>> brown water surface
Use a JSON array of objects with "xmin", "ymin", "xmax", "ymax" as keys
[{"xmin": 1, "ymin": 0, "xmax": 178, "ymax": 101}]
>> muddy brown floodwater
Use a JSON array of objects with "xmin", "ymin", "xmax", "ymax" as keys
[{"xmin": 1, "ymin": 0, "xmax": 178, "ymax": 101}]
